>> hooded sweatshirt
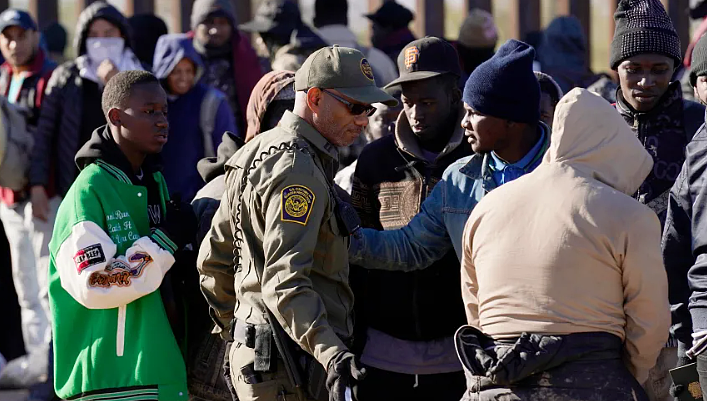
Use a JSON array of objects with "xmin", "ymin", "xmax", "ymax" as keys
[
  {"xmin": 152, "ymin": 33, "xmax": 236, "ymax": 202},
  {"xmin": 460, "ymin": 88, "xmax": 668, "ymax": 384},
  {"xmin": 189, "ymin": 0, "xmax": 263, "ymax": 134},
  {"xmin": 31, "ymin": 1, "xmax": 140, "ymax": 197}
]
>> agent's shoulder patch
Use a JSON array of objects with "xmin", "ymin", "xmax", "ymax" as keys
[{"xmin": 281, "ymin": 184, "xmax": 316, "ymax": 225}]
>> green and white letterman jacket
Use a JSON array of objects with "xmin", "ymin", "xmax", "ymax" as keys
[{"xmin": 48, "ymin": 130, "xmax": 188, "ymax": 401}]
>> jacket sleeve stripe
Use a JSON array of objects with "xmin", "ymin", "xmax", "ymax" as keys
[{"xmin": 150, "ymin": 228, "xmax": 178, "ymax": 254}]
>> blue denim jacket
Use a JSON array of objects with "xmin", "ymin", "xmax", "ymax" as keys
[{"xmin": 349, "ymin": 122, "xmax": 550, "ymax": 269}]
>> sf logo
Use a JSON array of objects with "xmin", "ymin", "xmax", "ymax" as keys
[{"xmin": 405, "ymin": 46, "xmax": 420, "ymax": 70}]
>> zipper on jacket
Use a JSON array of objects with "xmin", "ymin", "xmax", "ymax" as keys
[{"xmin": 116, "ymin": 305, "xmax": 126, "ymax": 357}]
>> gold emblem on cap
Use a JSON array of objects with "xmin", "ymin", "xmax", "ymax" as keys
[
  {"xmin": 404, "ymin": 46, "xmax": 420, "ymax": 70},
  {"xmin": 360, "ymin": 58, "xmax": 374, "ymax": 81}
]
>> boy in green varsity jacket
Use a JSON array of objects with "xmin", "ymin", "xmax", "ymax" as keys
[{"xmin": 47, "ymin": 70, "xmax": 191, "ymax": 401}]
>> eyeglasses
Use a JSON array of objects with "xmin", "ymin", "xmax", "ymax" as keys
[{"xmin": 322, "ymin": 89, "xmax": 377, "ymax": 117}]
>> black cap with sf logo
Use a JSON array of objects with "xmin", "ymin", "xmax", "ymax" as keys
[{"xmin": 385, "ymin": 36, "xmax": 462, "ymax": 89}]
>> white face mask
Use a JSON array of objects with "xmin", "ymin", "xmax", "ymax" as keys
[{"xmin": 85, "ymin": 37, "xmax": 124, "ymax": 64}]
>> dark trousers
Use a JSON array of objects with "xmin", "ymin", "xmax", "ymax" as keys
[
  {"xmin": 354, "ymin": 366, "xmax": 465, "ymax": 401},
  {"xmin": 0, "ymin": 222, "xmax": 24, "ymax": 361}
]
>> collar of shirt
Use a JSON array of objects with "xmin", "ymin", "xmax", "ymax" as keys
[
  {"xmin": 279, "ymin": 110, "xmax": 340, "ymax": 162},
  {"xmin": 489, "ymin": 125, "xmax": 547, "ymax": 185}
]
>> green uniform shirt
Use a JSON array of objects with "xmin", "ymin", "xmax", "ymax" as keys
[{"xmin": 198, "ymin": 111, "xmax": 353, "ymax": 369}]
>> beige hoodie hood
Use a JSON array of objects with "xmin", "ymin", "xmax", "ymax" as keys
[{"xmin": 543, "ymin": 88, "xmax": 653, "ymax": 196}]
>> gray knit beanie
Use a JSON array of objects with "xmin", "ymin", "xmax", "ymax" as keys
[
  {"xmin": 609, "ymin": 0, "xmax": 681, "ymax": 69},
  {"xmin": 691, "ymin": 34, "xmax": 707, "ymax": 86}
]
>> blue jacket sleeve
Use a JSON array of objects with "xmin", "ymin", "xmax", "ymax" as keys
[{"xmin": 349, "ymin": 178, "xmax": 453, "ymax": 271}]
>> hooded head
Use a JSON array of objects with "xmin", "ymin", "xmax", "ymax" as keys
[
  {"xmin": 152, "ymin": 33, "xmax": 204, "ymax": 95},
  {"xmin": 191, "ymin": 0, "xmax": 237, "ymax": 31},
  {"xmin": 128, "ymin": 14, "xmax": 168, "ymax": 68},
  {"xmin": 245, "ymin": 70, "xmax": 296, "ymax": 142},
  {"xmin": 538, "ymin": 16, "xmax": 589, "ymax": 92},
  {"xmin": 74, "ymin": 1, "xmax": 132, "ymax": 57},
  {"xmin": 191, "ymin": 0, "xmax": 237, "ymax": 50},
  {"xmin": 314, "ymin": 0, "xmax": 348, "ymax": 28},
  {"xmin": 543, "ymin": 88, "xmax": 653, "ymax": 195}
]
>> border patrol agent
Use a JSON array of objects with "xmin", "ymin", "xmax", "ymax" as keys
[{"xmin": 197, "ymin": 46, "xmax": 397, "ymax": 401}]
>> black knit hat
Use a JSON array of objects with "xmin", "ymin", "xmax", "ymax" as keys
[
  {"xmin": 691, "ymin": 34, "xmax": 707, "ymax": 86},
  {"xmin": 463, "ymin": 39, "xmax": 540, "ymax": 124},
  {"xmin": 610, "ymin": 0, "xmax": 681, "ymax": 69}
]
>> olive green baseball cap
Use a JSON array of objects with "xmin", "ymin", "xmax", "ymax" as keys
[{"xmin": 295, "ymin": 45, "xmax": 399, "ymax": 107}]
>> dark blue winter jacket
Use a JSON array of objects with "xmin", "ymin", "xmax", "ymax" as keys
[{"xmin": 152, "ymin": 33, "xmax": 238, "ymax": 202}]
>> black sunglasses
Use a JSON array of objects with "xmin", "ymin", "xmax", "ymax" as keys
[{"xmin": 322, "ymin": 89, "xmax": 377, "ymax": 117}]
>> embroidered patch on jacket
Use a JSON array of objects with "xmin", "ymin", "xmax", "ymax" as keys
[
  {"xmin": 404, "ymin": 46, "xmax": 420, "ymax": 70},
  {"xmin": 88, "ymin": 252, "xmax": 153, "ymax": 287},
  {"xmin": 74, "ymin": 244, "xmax": 106, "ymax": 274},
  {"xmin": 281, "ymin": 185, "xmax": 315, "ymax": 225},
  {"xmin": 360, "ymin": 58, "xmax": 375, "ymax": 81}
]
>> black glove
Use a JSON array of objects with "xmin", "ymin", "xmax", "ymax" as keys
[
  {"xmin": 326, "ymin": 351, "xmax": 366, "ymax": 401},
  {"xmin": 156, "ymin": 194, "xmax": 197, "ymax": 251}
]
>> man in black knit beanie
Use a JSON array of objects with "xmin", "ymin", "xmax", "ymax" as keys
[{"xmin": 611, "ymin": 1, "xmax": 705, "ymax": 400}]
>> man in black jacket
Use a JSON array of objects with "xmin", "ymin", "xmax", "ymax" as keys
[
  {"xmin": 663, "ymin": 31, "xmax": 707, "ymax": 394},
  {"xmin": 350, "ymin": 37, "xmax": 470, "ymax": 401},
  {"xmin": 610, "ymin": 1, "xmax": 705, "ymax": 399}
]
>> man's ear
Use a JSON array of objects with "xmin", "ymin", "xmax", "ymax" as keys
[
  {"xmin": 107, "ymin": 108, "xmax": 121, "ymax": 126},
  {"xmin": 306, "ymin": 88, "xmax": 323, "ymax": 115}
]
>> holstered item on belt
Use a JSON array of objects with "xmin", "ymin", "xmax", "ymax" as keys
[
  {"xmin": 266, "ymin": 309, "xmax": 304, "ymax": 394},
  {"xmin": 254, "ymin": 324, "xmax": 273, "ymax": 372},
  {"xmin": 230, "ymin": 319, "xmax": 274, "ymax": 372},
  {"xmin": 230, "ymin": 317, "xmax": 333, "ymax": 401}
]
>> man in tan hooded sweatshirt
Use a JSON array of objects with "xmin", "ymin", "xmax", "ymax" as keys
[{"xmin": 457, "ymin": 88, "xmax": 669, "ymax": 400}]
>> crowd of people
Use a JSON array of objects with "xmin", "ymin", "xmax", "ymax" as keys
[{"xmin": 4, "ymin": 0, "xmax": 707, "ymax": 400}]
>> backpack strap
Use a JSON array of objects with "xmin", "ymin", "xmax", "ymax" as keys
[
  {"xmin": 34, "ymin": 65, "xmax": 55, "ymax": 110},
  {"xmin": 200, "ymin": 88, "xmax": 225, "ymax": 158}
]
